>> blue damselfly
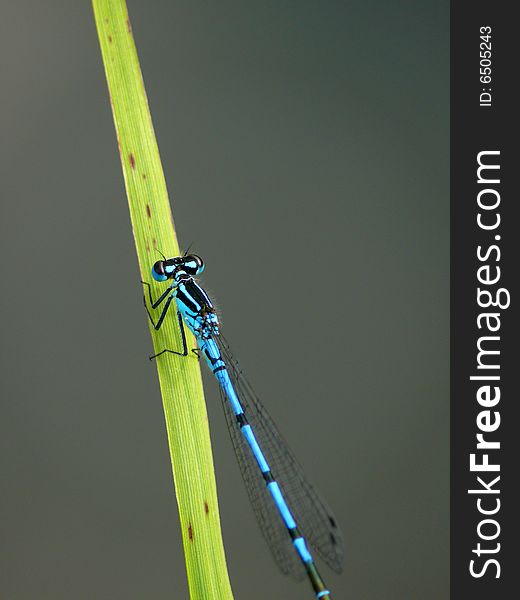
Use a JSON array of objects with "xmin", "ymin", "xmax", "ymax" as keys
[{"xmin": 143, "ymin": 254, "xmax": 344, "ymax": 599}]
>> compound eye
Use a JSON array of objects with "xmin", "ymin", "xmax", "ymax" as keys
[
  {"xmin": 190, "ymin": 254, "xmax": 204, "ymax": 274},
  {"xmin": 152, "ymin": 261, "xmax": 168, "ymax": 282}
]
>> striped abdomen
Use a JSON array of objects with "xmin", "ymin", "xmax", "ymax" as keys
[{"xmin": 198, "ymin": 336, "xmax": 332, "ymax": 599}]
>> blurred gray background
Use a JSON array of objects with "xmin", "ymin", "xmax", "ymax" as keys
[{"xmin": 0, "ymin": 1, "xmax": 448, "ymax": 599}]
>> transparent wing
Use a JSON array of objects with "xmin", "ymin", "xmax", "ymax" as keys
[{"xmin": 215, "ymin": 333, "xmax": 344, "ymax": 579}]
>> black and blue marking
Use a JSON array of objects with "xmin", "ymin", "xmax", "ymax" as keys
[{"xmin": 143, "ymin": 254, "xmax": 343, "ymax": 599}]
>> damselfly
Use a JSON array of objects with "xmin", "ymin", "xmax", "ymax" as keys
[{"xmin": 142, "ymin": 254, "xmax": 344, "ymax": 599}]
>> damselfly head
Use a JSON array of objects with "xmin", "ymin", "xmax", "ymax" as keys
[{"xmin": 151, "ymin": 254, "xmax": 204, "ymax": 282}]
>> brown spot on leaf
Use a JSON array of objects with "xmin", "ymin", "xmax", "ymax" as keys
[
  {"xmin": 188, "ymin": 523, "xmax": 193, "ymax": 541},
  {"xmin": 146, "ymin": 205, "xmax": 151, "ymax": 218},
  {"xmin": 152, "ymin": 238, "xmax": 157, "ymax": 249},
  {"xmin": 142, "ymin": 173, "xmax": 147, "ymax": 179},
  {"xmin": 129, "ymin": 153, "xmax": 136, "ymax": 169},
  {"xmin": 126, "ymin": 18, "xmax": 133, "ymax": 34},
  {"xmin": 204, "ymin": 501, "xmax": 209, "ymax": 515},
  {"xmin": 114, "ymin": 124, "xmax": 122, "ymax": 156},
  {"xmin": 108, "ymin": 35, "xmax": 112, "ymax": 43}
]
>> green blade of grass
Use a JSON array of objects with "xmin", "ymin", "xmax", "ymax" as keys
[{"xmin": 92, "ymin": 2, "xmax": 234, "ymax": 598}]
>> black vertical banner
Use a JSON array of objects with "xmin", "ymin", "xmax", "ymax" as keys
[{"xmin": 452, "ymin": 2, "xmax": 519, "ymax": 598}]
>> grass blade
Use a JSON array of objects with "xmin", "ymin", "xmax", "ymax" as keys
[{"xmin": 92, "ymin": 1, "xmax": 234, "ymax": 598}]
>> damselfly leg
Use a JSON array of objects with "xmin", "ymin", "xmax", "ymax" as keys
[
  {"xmin": 142, "ymin": 280, "xmax": 174, "ymax": 309},
  {"xmin": 142, "ymin": 281, "xmax": 189, "ymax": 360}
]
